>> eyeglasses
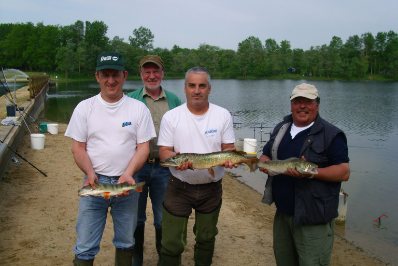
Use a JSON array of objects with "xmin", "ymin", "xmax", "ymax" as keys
[
  {"xmin": 141, "ymin": 70, "xmax": 163, "ymax": 77},
  {"xmin": 292, "ymin": 99, "xmax": 316, "ymax": 106}
]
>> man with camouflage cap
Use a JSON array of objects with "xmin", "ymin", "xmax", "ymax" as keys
[{"xmin": 127, "ymin": 55, "xmax": 181, "ymax": 266}]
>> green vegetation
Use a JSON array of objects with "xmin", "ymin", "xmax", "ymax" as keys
[{"xmin": 1, "ymin": 21, "xmax": 398, "ymax": 81}]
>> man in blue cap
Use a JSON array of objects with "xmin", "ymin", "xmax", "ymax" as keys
[{"xmin": 65, "ymin": 52, "xmax": 156, "ymax": 266}]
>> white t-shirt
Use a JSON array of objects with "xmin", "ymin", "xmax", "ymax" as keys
[
  {"xmin": 158, "ymin": 103, "xmax": 235, "ymax": 184},
  {"xmin": 65, "ymin": 94, "xmax": 156, "ymax": 176}
]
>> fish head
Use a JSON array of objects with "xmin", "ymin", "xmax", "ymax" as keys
[
  {"xmin": 296, "ymin": 161, "xmax": 319, "ymax": 175},
  {"xmin": 78, "ymin": 185, "xmax": 95, "ymax": 197},
  {"xmin": 160, "ymin": 154, "xmax": 189, "ymax": 167}
]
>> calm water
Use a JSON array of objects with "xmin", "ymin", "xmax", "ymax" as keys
[{"xmin": 45, "ymin": 79, "xmax": 398, "ymax": 264}]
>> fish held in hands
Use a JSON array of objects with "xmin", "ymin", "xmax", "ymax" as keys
[
  {"xmin": 78, "ymin": 181, "xmax": 145, "ymax": 199},
  {"xmin": 258, "ymin": 157, "xmax": 318, "ymax": 176},
  {"xmin": 160, "ymin": 150, "xmax": 259, "ymax": 178}
]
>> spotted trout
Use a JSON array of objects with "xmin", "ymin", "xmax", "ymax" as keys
[
  {"xmin": 78, "ymin": 181, "xmax": 145, "ymax": 199},
  {"xmin": 257, "ymin": 157, "xmax": 318, "ymax": 176},
  {"xmin": 160, "ymin": 150, "xmax": 259, "ymax": 178}
]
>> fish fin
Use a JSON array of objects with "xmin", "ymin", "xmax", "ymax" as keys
[
  {"xmin": 243, "ymin": 164, "xmax": 252, "ymax": 172},
  {"xmin": 208, "ymin": 168, "xmax": 215, "ymax": 178},
  {"xmin": 267, "ymin": 170, "xmax": 278, "ymax": 176},
  {"xmin": 235, "ymin": 151, "xmax": 247, "ymax": 155},
  {"xmin": 103, "ymin": 192, "xmax": 111, "ymax": 199},
  {"xmin": 134, "ymin": 188, "xmax": 143, "ymax": 192}
]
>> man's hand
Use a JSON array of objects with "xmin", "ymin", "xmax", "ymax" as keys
[
  {"xmin": 220, "ymin": 160, "xmax": 238, "ymax": 169},
  {"xmin": 116, "ymin": 173, "xmax": 136, "ymax": 197},
  {"xmin": 259, "ymin": 154, "xmax": 271, "ymax": 174},
  {"xmin": 83, "ymin": 173, "xmax": 98, "ymax": 189},
  {"xmin": 220, "ymin": 145, "xmax": 238, "ymax": 169},
  {"xmin": 284, "ymin": 156, "xmax": 312, "ymax": 178}
]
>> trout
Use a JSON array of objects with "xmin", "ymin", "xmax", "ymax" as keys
[
  {"xmin": 160, "ymin": 150, "xmax": 259, "ymax": 178},
  {"xmin": 257, "ymin": 157, "xmax": 318, "ymax": 176},
  {"xmin": 78, "ymin": 181, "xmax": 145, "ymax": 199}
]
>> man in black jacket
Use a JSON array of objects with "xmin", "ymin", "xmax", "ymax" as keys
[{"xmin": 260, "ymin": 83, "xmax": 350, "ymax": 266}]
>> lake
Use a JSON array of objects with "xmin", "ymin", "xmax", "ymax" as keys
[{"xmin": 45, "ymin": 79, "xmax": 398, "ymax": 264}]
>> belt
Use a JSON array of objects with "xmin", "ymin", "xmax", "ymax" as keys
[{"xmin": 148, "ymin": 158, "xmax": 160, "ymax": 163}]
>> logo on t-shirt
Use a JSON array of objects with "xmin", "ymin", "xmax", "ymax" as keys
[
  {"xmin": 205, "ymin": 129, "xmax": 217, "ymax": 137},
  {"xmin": 122, "ymin": 122, "xmax": 132, "ymax": 127}
]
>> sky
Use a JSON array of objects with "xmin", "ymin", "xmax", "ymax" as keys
[{"xmin": 1, "ymin": 0, "xmax": 398, "ymax": 51}]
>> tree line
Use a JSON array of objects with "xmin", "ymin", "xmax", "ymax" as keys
[{"xmin": 1, "ymin": 21, "xmax": 397, "ymax": 79}]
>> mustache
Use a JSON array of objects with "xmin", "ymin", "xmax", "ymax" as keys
[{"xmin": 297, "ymin": 110, "xmax": 309, "ymax": 114}]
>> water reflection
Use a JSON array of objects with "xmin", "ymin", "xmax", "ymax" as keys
[{"xmin": 46, "ymin": 79, "xmax": 398, "ymax": 264}]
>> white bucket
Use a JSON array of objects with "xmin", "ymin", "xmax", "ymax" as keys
[
  {"xmin": 47, "ymin": 124, "xmax": 59, "ymax": 134},
  {"xmin": 243, "ymin": 138, "xmax": 257, "ymax": 153},
  {"xmin": 31, "ymin": 134, "xmax": 45, "ymax": 150}
]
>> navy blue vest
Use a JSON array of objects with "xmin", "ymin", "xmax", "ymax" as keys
[{"xmin": 266, "ymin": 114, "xmax": 348, "ymax": 225}]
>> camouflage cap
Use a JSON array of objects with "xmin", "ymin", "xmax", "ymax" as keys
[
  {"xmin": 96, "ymin": 52, "xmax": 124, "ymax": 71},
  {"xmin": 140, "ymin": 55, "xmax": 164, "ymax": 68}
]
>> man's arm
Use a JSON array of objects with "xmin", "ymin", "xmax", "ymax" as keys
[
  {"xmin": 118, "ymin": 141, "xmax": 150, "ymax": 185},
  {"xmin": 71, "ymin": 140, "xmax": 97, "ymax": 188}
]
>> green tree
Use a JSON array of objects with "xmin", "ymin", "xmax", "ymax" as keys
[
  {"xmin": 279, "ymin": 40, "xmax": 292, "ymax": 74},
  {"xmin": 264, "ymin": 38, "xmax": 280, "ymax": 77},
  {"xmin": 195, "ymin": 44, "xmax": 220, "ymax": 74},
  {"xmin": 1, "ymin": 22, "xmax": 34, "ymax": 69},
  {"xmin": 75, "ymin": 41, "xmax": 88, "ymax": 73},
  {"xmin": 328, "ymin": 36, "xmax": 343, "ymax": 77},
  {"xmin": 56, "ymin": 41, "xmax": 75, "ymax": 78},
  {"xmin": 220, "ymin": 49, "xmax": 238, "ymax": 78},
  {"xmin": 292, "ymin": 48, "xmax": 304, "ymax": 75},
  {"xmin": 129, "ymin": 26, "xmax": 154, "ymax": 51},
  {"xmin": 85, "ymin": 21, "xmax": 109, "ymax": 51}
]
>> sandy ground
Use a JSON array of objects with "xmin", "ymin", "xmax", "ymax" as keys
[{"xmin": 0, "ymin": 123, "xmax": 391, "ymax": 266}]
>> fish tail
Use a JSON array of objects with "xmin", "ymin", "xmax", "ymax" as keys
[
  {"xmin": 246, "ymin": 158, "xmax": 260, "ymax": 172},
  {"xmin": 134, "ymin": 187, "xmax": 143, "ymax": 192}
]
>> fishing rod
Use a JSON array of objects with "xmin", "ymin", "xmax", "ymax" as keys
[
  {"xmin": 0, "ymin": 139, "xmax": 47, "ymax": 177},
  {"xmin": 0, "ymin": 66, "xmax": 44, "ymax": 135}
]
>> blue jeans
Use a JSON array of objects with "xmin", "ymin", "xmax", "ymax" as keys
[
  {"xmin": 134, "ymin": 161, "xmax": 170, "ymax": 229},
  {"xmin": 73, "ymin": 174, "xmax": 139, "ymax": 260}
]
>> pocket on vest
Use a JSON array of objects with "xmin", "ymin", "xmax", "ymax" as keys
[{"xmin": 308, "ymin": 191, "xmax": 338, "ymax": 224}]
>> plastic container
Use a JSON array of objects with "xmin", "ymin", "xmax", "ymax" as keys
[
  {"xmin": 243, "ymin": 138, "xmax": 257, "ymax": 153},
  {"xmin": 30, "ymin": 134, "xmax": 45, "ymax": 150},
  {"xmin": 39, "ymin": 123, "xmax": 50, "ymax": 133},
  {"xmin": 47, "ymin": 124, "xmax": 59, "ymax": 134},
  {"xmin": 336, "ymin": 190, "xmax": 348, "ymax": 225},
  {"xmin": 236, "ymin": 139, "xmax": 244, "ymax": 151}
]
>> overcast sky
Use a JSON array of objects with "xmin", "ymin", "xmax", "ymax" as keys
[{"xmin": 1, "ymin": 0, "xmax": 397, "ymax": 51}]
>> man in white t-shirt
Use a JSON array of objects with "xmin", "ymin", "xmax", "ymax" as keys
[
  {"xmin": 65, "ymin": 52, "xmax": 156, "ymax": 266},
  {"xmin": 158, "ymin": 66, "xmax": 236, "ymax": 266}
]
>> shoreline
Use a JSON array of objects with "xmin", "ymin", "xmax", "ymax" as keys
[{"xmin": 0, "ymin": 121, "xmax": 390, "ymax": 265}]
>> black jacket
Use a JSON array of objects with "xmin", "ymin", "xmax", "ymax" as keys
[{"xmin": 262, "ymin": 114, "xmax": 347, "ymax": 225}]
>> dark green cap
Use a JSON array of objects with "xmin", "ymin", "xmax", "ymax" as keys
[{"xmin": 96, "ymin": 52, "xmax": 124, "ymax": 71}]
